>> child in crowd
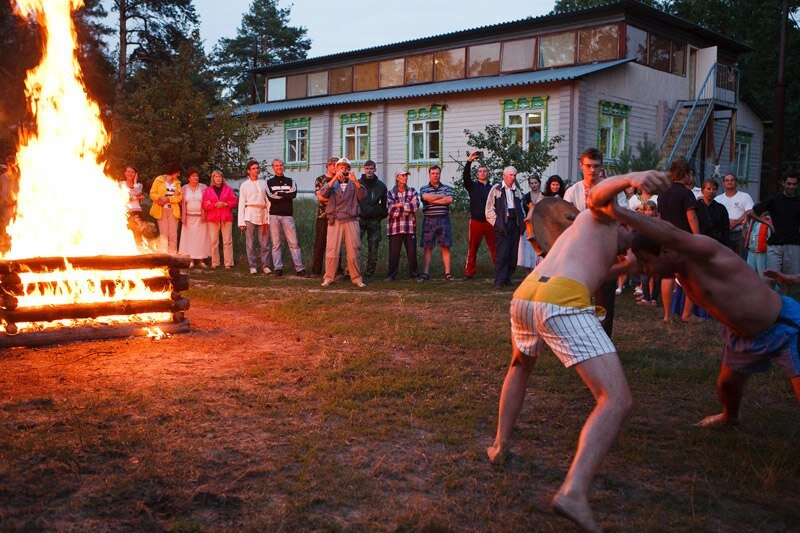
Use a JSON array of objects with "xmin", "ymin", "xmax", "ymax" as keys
[
  {"xmin": 745, "ymin": 212, "xmax": 771, "ymax": 279},
  {"xmin": 637, "ymin": 201, "xmax": 660, "ymax": 306}
]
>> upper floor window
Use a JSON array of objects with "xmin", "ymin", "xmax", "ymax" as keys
[
  {"xmin": 501, "ymin": 38, "xmax": 536, "ymax": 72},
  {"xmin": 467, "ymin": 43, "xmax": 501, "ymax": 77},
  {"xmin": 379, "ymin": 58, "xmax": 405, "ymax": 87},
  {"xmin": 286, "ymin": 74, "xmax": 307, "ymax": 100},
  {"xmin": 579, "ymin": 24, "xmax": 619, "ymax": 63},
  {"xmin": 407, "ymin": 106, "xmax": 442, "ymax": 165},
  {"xmin": 330, "ymin": 66, "xmax": 353, "ymax": 94},
  {"xmin": 597, "ymin": 101, "xmax": 630, "ymax": 162},
  {"xmin": 435, "ymin": 48, "xmax": 466, "ymax": 81},
  {"xmin": 341, "ymin": 113, "xmax": 370, "ymax": 163},
  {"xmin": 540, "ymin": 32, "xmax": 575, "ymax": 68},
  {"xmin": 354, "ymin": 62, "xmax": 379, "ymax": 92},
  {"xmin": 266, "ymin": 77, "xmax": 286, "ymax": 102},
  {"xmin": 502, "ymin": 97, "xmax": 548, "ymax": 149},
  {"xmin": 284, "ymin": 117, "xmax": 310, "ymax": 166},
  {"xmin": 406, "ymin": 53, "xmax": 434, "ymax": 84},
  {"xmin": 734, "ymin": 132, "xmax": 752, "ymax": 181},
  {"xmin": 307, "ymin": 71, "xmax": 328, "ymax": 97}
]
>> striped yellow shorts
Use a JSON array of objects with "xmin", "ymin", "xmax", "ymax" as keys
[{"xmin": 510, "ymin": 275, "xmax": 615, "ymax": 367}]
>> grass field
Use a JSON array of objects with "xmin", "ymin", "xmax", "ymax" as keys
[{"xmin": 1, "ymin": 204, "xmax": 799, "ymax": 530}]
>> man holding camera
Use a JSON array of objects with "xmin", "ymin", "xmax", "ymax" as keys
[{"xmin": 319, "ymin": 158, "xmax": 367, "ymax": 287}]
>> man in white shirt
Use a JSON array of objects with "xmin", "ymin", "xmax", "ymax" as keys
[
  {"xmin": 237, "ymin": 160, "xmax": 272, "ymax": 275},
  {"xmin": 715, "ymin": 173, "xmax": 754, "ymax": 259},
  {"xmin": 563, "ymin": 147, "xmax": 626, "ymax": 336}
]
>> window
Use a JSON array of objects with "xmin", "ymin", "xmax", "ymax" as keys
[
  {"xmin": 329, "ymin": 66, "xmax": 353, "ymax": 94},
  {"xmin": 266, "ymin": 77, "xmax": 286, "ymax": 102},
  {"xmin": 307, "ymin": 71, "xmax": 328, "ymax": 96},
  {"xmin": 579, "ymin": 24, "xmax": 619, "ymax": 63},
  {"xmin": 407, "ymin": 106, "xmax": 442, "ymax": 164},
  {"xmin": 354, "ymin": 62, "xmax": 379, "ymax": 92},
  {"xmin": 284, "ymin": 118, "xmax": 310, "ymax": 166},
  {"xmin": 501, "ymin": 38, "xmax": 536, "ymax": 72},
  {"xmin": 405, "ymin": 53, "xmax": 434, "ymax": 84},
  {"xmin": 671, "ymin": 41, "xmax": 686, "ymax": 76},
  {"xmin": 626, "ymin": 26, "xmax": 648, "ymax": 64},
  {"xmin": 467, "ymin": 43, "xmax": 501, "ymax": 77},
  {"xmin": 597, "ymin": 101, "xmax": 630, "ymax": 162},
  {"xmin": 648, "ymin": 33, "xmax": 671, "ymax": 71},
  {"xmin": 341, "ymin": 113, "xmax": 370, "ymax": 163},
  {"xmin": 734, "ymin": 132, "xmax": 752, "ymax": 180},
  {"xmin": 502, "ymin": 97, "xmax": 548, "ymax": 149},
  {"xmin": 434, "ymin": 48, "xmax": 466, "ymax": 81},
  {"xmin": 379, "ymin": 58, "xmax": 404, "ymax": 87},
  {"xmin": 286, "ymin": 74, "xmax": 307, "ymax": 100},
  {"xmin": 539, "ymin": 32, "xmax": 576, "ymax": 68}
]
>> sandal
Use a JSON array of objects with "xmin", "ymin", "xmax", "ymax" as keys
[
  {"xmin": 417, "ymin": 273, "xmax": 430, "ymax": 282},
  {"xmin": 444, "ymin": 273, "xmax": 455, "ymax": 281}
]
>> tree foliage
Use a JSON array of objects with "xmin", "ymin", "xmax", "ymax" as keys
[
  {"xmin": 210, "ymin": 0, "xmax": 310, "ymax": 105},
  {"xmin": 615, "ymin": 134, "xmax": 661, "ymax": 174},
  {"xmin": 108, "ymin": 37, "xmax": 265, "ymax": 187}
]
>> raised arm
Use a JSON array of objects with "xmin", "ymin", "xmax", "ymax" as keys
[{"xmin": 588, "ymin": 170, "xmax": 669, "ymax": 209}]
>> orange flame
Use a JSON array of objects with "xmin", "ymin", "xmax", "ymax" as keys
[{"xmin": 2, "ymin": 0, "xmax": 173, "ymax": 334}]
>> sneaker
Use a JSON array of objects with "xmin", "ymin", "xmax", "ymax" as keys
[
  {"xmin": 249, "ymin": 267, "xmax": 257, "ymax": 275},
  {"xmin": 444, "ymin": 273, "xmax": 455, "ymax": 281},
  {"xmin": 463, "ymin": 274, "xmax": 473, "ymax": 280},
  {"xmin": 321, "ymin": 279, "xmax": 333, "ymax": 287},
  {"xmin": 354, "ymin": 281, "xmax": 366, "ymax": 287},
  {"xmin": 615, "ymin": 288, "xmax": 622, "ymax": 295},
  {"xmin": 274, "ymin": 269, "xmax": 283, "ymax": 277},
  {"xmin": 296, "ymin": 269, "xmax": 310, "ymax": 278},
  {"xmin": 262, "ymin": 266, "xmax": 272, "ymax": 274},
  {"xmin": 634, "ymin": 286, "xmax": 643, "ymax": 296},
  {"xmin": 416, "ymin": 273, "xmax": 430, "ymax": 283}
]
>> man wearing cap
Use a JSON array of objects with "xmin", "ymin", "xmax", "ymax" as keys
[
  {"xmin": 385, "ymin": 170, "xmax": 419, "ymax": 280},
  {"xmin": 419, "ymin": 165, "xmax": 455, "ymax": 280},
  {"xmin": 486, "ymin": 166, "xmax": 525, "ymax": 288},
  {"xmin": 312, "ymin": 157, "xmax": 343, "ymax": 277},
  {"xmin": 463, "ymin": 150, "xmax": 496, "ymax": 279},
  {"xmin": 358, "ymin": 160, "xmax": 388, "ymax": 281},
  {"xmin": 320, "ymin": 158, "xmax": 367, "ymax": 287}
]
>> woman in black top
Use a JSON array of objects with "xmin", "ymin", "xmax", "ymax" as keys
[{"xmin": 696, "ymin": 179, "xmax": 730, "ymax": 245}]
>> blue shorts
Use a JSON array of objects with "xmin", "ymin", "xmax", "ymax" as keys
[
  {"xmin": 421, "ymin": 216, "xmax": 452, "ymax": 249},
  {"xmin": 722, "ymin": 296, "xmax": 800, "ymax": 377}
]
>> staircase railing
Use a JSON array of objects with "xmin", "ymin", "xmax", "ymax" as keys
[{"xmin": 662, "ymin": 62, "xmax": 739, "ymax": 168}]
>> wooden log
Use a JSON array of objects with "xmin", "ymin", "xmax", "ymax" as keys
[
  {"xmin": 1, "ymin": 294, "xmax": 18, "ymax": 311},
  {"xmin": 0, "ymin": 318, "xmax": 190, "ymax": 349},
  {"xmin": 0, "ymin": 254, "xmax": 190, "ymax": 274},
  {"xmin": 0, "ymin": 298, "xmax": 189, "ymax": 324}
]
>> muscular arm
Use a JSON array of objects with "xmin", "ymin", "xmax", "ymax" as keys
[
  {"xmin": 686, "ymin": 208, "xmax": 700, "ymax": 235},
  {"xmin": 588, "ymin": 170, "xmax": 669, "ymax": 208}
]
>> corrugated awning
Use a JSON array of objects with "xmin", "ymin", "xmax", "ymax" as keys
[{"xmin": 236, "ymin": 58, "xmax": 634, "ymax": 116}]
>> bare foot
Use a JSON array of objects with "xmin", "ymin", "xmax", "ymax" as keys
[
  {"xmin": 695, "ymin": 413, "xmax": 738, "ymax": 427},
  {"xmin": 552, "ymin": 491, "xmax": 601, "ymax": 532},
  {"xmin": 681, "ymin": 314, "xmax": 703, "ymax": 324},
  {"xmin": 486, "ymin": 441, "xmax": 509, "ymax": 465},
  {"xmin": 662, "ymin": 314, "xmax": 671, "ymax": 323}
]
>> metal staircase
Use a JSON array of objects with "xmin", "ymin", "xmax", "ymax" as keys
[{"xmin": 658, "ymin": 63, "xmax": 739, "ymax": 168}]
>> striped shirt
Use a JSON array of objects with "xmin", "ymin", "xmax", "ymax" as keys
[
  {"xmin": 387, "ymin": 186, "xmax": 419, "ymax": 235},
  {"xmin": 419, "ymin": 182, "xmax": 453, "ymax": 217}
]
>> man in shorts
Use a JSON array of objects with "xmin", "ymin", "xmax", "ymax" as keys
[
  {"xmin": 598, "ymin": 174, "xmax": 800, "ymax": 427},
  {"xmin": 418, "ymin": 165, "xmax": 454, "ymax": 281},
  {"xmin": 487, "ymin": 169, "xmax": 670, "ymax": 532}
]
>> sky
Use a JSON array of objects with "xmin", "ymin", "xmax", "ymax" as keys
[{"xmin": 193, "ymin": 0, "xmax": 556, "ymax": 57}]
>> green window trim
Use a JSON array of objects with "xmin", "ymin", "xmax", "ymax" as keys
[
  {"xmin": 283, "ymin": 117, "xmax": 311, "ymax": 168},
  {"xmin": 501, "ymin": 96, "xmax": 549, "ymax": 146},
  {"xmin": 406, "ymin": 105, "xmax": 444, "ymax": 167},
  {"xmin": 597, "ymin": 100, "xmax": 630, "ymax": 166},
  {"xmin": 341, "ymin": 112, "xmax": 371, "ymax": 164}
]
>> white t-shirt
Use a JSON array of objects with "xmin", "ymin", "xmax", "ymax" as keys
[
  {"xmin": 628, "ymin": 194, "xmax": 658, "ymax": 211},
  {"xmin": 564, "ymin": 180, "xmax": 627, "ymax": 212},
  {"xmin": 715, "ymin": 190, "xmax": 754, "ymax": 227}
]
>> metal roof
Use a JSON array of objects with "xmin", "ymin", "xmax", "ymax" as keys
[
  {"xmin": 237, "ymin": 58, "xmax": 634, "ymax": 117},
  {"xmin": 251, "ymin": 0, "xmax": 750, "ymax": 76}
]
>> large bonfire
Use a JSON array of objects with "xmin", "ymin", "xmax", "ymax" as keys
[{"xmin": 1, "ymin": 0, "xmax": 175, "ymax": 336}]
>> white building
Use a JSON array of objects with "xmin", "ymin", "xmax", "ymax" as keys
[{"xmin": 238, "ymin": 0, "xmax": 766, "ymax": 198}]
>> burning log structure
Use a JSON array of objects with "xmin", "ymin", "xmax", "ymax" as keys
[{"xmin": 0, "ymin": 255, "xmax": 191, "ymax": 348}]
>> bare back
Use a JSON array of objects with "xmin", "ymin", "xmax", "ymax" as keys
[
  {"xmin": 678, "ymin": 239, "xmax": 782, "ymax": 338},
  {"xmin": 534, "ymin": 210, "xmax": 619, "ymax": 293}
]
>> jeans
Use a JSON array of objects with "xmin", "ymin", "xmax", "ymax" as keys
[
  {"xmin": 270, "ymin": 215, "xmax": 304, "ymax": 271},
  {"xmin": 245, "ymin": 221, "xmax": 272, "ymax": 270}
]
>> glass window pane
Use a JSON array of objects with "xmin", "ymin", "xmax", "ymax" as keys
[
  {"xmin": 501, "ymin": 38, "xmax": 535, "ymax": 72},
  {"xmin": 428, "ymin": 120, "xmax": 440, "ymax": 132},
  {"xmin": 671, "ymin": 41, "xmax": 686, "ymax": 76},
  {"xmin": 379, "ymin": 58, "xmax": 404, "ymax": 87},
  {"xmin": 286, "ymin": 74, "xmax": 307, "ymax": 99},
  {"xmin": 412, "ymin": 132, "xmax": 424, "ymax": 160},
  {"xmin": 345, "ymin": 137, "xmax": 355, "ymax": 160},
  {"xmin": 434, "ymin": 48, "xmax": 465, "ymax": 81},
  {"xmin": 358, "ymin": 138, "xmax": 369, "ymax": 160},
  {"xmin": 626, "ymin": 26, "xmax": 648, "ymax": 64},
  {"xmin": 405, "ymin": 53, "xmax": 433, "ymax": 84},
  {"xmin": 267, "ymin": 77, "xmax": 286, "ymax": 101},
  {"xmin": 354, "ymin": 62, "xmax": 379, "ymax": 91},
  {"xmin": 412, "ymin": 122, "xmax": 423, "ymax": 132},
  {"xmin": 648, "ymin": 34, "xmax": 671, "ymax": 71},
  {"xmin": 511, "ymin": 128, "xmax": 523, "ymax": 146},
  {"xmin": 539, "ymin": 32, "xmax": 576, "ymax": 68},
  {"xmin": 428, "ymin": 132, "xmax": 440, "ymax": 159},
  {"xmin": 329, "ymin": 66, "xmax": 353, "ymax": 94},
  {"xmin": 527, "ymin": 112, "xmax": 541, "ymax": 126},
  {"xmin": 527, "ymin": 126, "xmax": 542, "ymax": 144},
  {"xmin": 307, "ymin": 71, "xmax": 328, "ymax": 96},
  {"xmin": 467, "ymin": 43, "xmax": 501, "ymax": 77},
  {"xmin": 300, "ymin": 138, "xmax": 307, "ymax": 161},
  {"xmin": 579, "ymin": 24, "xmax": 619, "ymax": 63},
  {"xmin": 508, "ymin": 114, "xmax": 522, "ymax": 125}
]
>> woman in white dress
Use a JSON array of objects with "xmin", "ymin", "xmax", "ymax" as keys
[
  {"xmin": 517, "ymin": 174, "xmax": 543, "ymax": 272},
  {"xmin": 178, "ymin": 168, "xmax": 210, "ymax": 267}
]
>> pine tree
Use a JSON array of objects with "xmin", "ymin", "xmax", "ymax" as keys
[{"xmin": 210, "ymin": 0, "xmax": 310, "ymax": 105}]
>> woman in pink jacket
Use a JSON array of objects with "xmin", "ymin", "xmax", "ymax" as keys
[{"xmin": 202, "ymin": 169, "xmax": 238, "ymax": 268}]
